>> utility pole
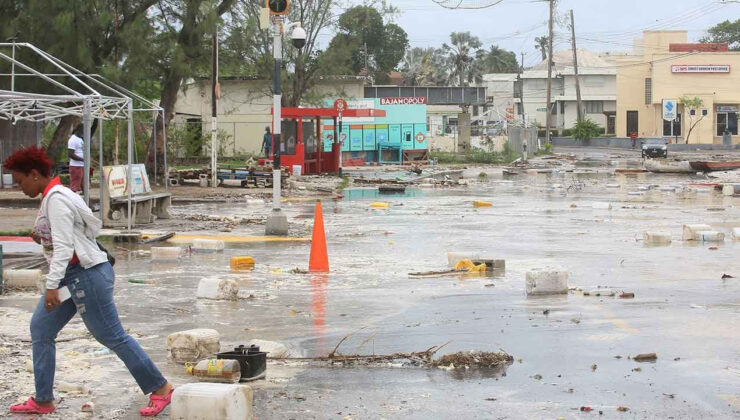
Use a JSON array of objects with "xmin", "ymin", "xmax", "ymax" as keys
[
  {"xmin": 519, "ymin": 52, "xmax": 526, "ymax": 126},
  {"xmin": 570, "ymin": 9, "xmax": 584, "ymax": 123},
  {"xmin": 211, "ymin": 30, "xmax": 218, "ymax": 189},
  {"xmin": 363, "ymin": 42, "xmax": 369, "ymax": 77},
  {"xmin": 545, "ymin": 0, "xmax": 554, "ymax": 143}
]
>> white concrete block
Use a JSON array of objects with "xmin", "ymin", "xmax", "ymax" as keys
[
  {"xmin": 643, "ymin": 232, "xmax": 672, "ymax": 245},
  {"xmin": 197, "ymin": 278, "xmax": 239, "ymax": 300},
  {"xmin": 525, "ymin": 269, "xmax": 569, "ymax": 296},
  {"xmin": 2, "ymin": 269, "xmax": 43, "ymax": 290},
  {"xmin": 682, "ymin": 224, "xmax": 712, "ymax": 241},
  {"xmin": 592, "ymin": 202, "xmax": 612, "ymax": 210},
  {"xmin": 151, "ymin": 246, "xmax": 182, "ymax": 261},
  {"xmin": 696, "ymin": 231, "xmax": 725, "ymax": 242},
  {"xmin": 167, "ymin": 329, "xmax": 220, "ymax": 363},
  {"xmin": 171, "ymin": 383, "xmax": 253, "ymax": 420},
  {"xmin": 193, "ymin": 239, "xmax": 225, "ymax": 252}
]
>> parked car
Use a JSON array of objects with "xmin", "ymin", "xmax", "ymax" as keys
[{"xmin": 641, "ymin": 138, "xmax": 668, "ymax": 158}]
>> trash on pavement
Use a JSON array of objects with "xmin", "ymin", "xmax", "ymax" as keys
[
  {"xmin": 187, "ymin": 359, "xmax": 242, "ymax": 383},
  {"xmin": 633, "ymin": 353, "xmax": 657, "ymax": 362}
]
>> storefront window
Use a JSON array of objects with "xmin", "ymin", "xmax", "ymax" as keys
[
  {"xmin": 663, "ymin": 113, "xmax": 681, "ymax": 137},
  {"xmin": 717, "ymin": 112, "xmax": 738, "ymax": 136}
]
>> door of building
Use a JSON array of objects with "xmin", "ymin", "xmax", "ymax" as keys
[{"xmin": 626, "ymin": 111, "xmax": 638, "ymax": 135}]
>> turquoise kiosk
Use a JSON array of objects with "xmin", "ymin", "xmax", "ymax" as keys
[{"xmin": 321, "ymin": 98, "xmax": 428, "ymax": 165}]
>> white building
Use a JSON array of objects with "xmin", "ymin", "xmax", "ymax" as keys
[{"xmin": 520, "ymin": 50, "xmax": 616, "ymax": 134}]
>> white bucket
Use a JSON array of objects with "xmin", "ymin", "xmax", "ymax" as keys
[
  {"xmin": 171, "ymin": 383, "xmax": 253, "ymax": 420},
  {"xmin": 2, "ymin": 173, "xmax": 13, "ymax": 189}
]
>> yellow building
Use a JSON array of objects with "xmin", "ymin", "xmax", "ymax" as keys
[{"xmin": 617, "ymin": 31, "xmax": 740, "ymax": 144}]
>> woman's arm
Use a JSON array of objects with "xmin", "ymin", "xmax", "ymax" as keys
[{"xmin": 45, "ymin": 196, "xmax": 76, "ymax": 290}]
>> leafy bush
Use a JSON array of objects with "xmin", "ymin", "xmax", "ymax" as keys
[{"xmin": 572, "ymin": 120, "xmax": 603, "ymax": 141}]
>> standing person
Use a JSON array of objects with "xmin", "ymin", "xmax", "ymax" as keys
[
  {"xmin": 631, "ymin": 131, "xmax": 638, "ymax": 149},
  {"xmin": 4, "ymin": 146, "xmax": 174, "ymax": 417},
  {"xmin": 522, "ymin": 141, "xmax": 528, "ymax": 162},
  {"xmin": 262, "ymin": 126, "xmax": 272, "ymax": 159},
  {"xmin": 67, "ymin": 125, "xmax": 85, "ymax": 193}
]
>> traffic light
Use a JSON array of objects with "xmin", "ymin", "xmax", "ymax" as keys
[{"xmin": 266, "ymin": 0, "xmax": 289, "ymax": 15}]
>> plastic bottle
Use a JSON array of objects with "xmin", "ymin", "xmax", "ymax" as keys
[{"xmin": 187, "ymin": 359, "xmax": 241, "ymax": 383}]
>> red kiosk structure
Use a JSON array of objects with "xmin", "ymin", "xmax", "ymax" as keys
[{"xmin": 268, "ymin": 105, "xmax": 386, "ymax": 175}]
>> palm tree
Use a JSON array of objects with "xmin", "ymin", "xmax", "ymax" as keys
[
  {"xmin": 443, "ymin": 32, "xmax": 483, "ymax": 86},
  {"xmin": 535, "ymin": 36, "xmax": 549, "ymax": 61},
  {"xmin": 401, "ymin": 47, "xmax": 449, "ymax": 86}
]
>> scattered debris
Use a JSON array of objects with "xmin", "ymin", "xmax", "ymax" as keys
[
  {"xmin": 619, "ymin": 292, "xmax": 635, "ymax": 299},
  {"xmin": 617, "ymin": 406, "xmax": 629, "ymax": 412},
  {"xmin": 81, "ymin": 402, "xmax": 94, "ymax": 412},
  {"xmin": 632, "ymin": 367, "xmax": 642, "ymax": 372},
  {"xmin": 580, "ymin": 406, "xmax": 592, "ymax": 412},
  {"xmin": 633, "ymin": 353, "xmax": 658, "ymax": 362},
  {"xmin": 533, "ymin": 374, "xmax": 543, "ymax": 380},
  {"xmin": 591, "ymin": 364, "xmax": 598, "ymax": 372},
  {"xmin": 433, "ymin": 351, "xmax": 514, "ymax": 369},
  {"xmin": 722, "ymin": 274, "xmax": 735, "ymax": 279}
]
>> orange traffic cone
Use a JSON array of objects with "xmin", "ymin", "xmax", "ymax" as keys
[{"xmin": 309, "ymin": 201, "xmax": 329, "ymax": 272}]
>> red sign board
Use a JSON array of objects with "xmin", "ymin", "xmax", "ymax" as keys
[
  {"xmin": 334, "ymin": 99, "xmax": 348, "ymax": 113},
  {"xmin": 379, "ymin": 97, "xmax": 427, "ymax": 105}
]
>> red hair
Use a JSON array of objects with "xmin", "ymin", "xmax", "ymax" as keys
[{"xmin": 3, "ymin": 146, "xmax": 53, "ymax": 178}]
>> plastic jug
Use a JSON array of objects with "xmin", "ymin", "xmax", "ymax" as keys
[{"xmin": 187, "ymin": 359, "xmax": 241, "ymax": 383}]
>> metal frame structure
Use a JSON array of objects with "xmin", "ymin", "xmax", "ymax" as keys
[{"xmin": 0, "ymin": 43, "xmax": 167, "ymax": 231}]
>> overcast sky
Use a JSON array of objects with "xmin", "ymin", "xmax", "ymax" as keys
[{"xmin": 327, "ymin": 0, "xmax": 739, "ymax": 67}]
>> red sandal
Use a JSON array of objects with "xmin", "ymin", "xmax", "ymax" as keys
[
  {"xmin": 10, "ymin": 397, "xmax": 56, "ymax": 414},
  {"xmin": 140, "ymin": 388, "xmax": 174, "ymax": 417}
]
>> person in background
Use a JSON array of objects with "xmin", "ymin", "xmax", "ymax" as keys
[
  {"xmin": 522, "ymin": 141, "xmax": 528, "ymax": 162},
  {"xmin": 631, "ymin": 131, "xmax": 638, "ymax": 149},
  {"xmin": 67, "ymin": 124, "xmax": 86, "ymax": 193},
  {"xmin": 262, "ymin": 126, "xmax": 272, "ymax": 159},
  {"xmin": 5, "ymin": 146, "xmax": 174, "ymax": 417}
]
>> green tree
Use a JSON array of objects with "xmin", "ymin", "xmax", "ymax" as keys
[
  {"xmin": 323, "ymin": 5, "xmax": 408, "ymax": 83},
  {"xmin": 443, "ymin": 32, "xmax": 483, "ymax": 86},
  {"xmin": 477, "ymin": 46, "xmax": 519, "ymax": 73},
  {"xmin": 400, "ymin": 47, "xmax": 448, "ymax": 86},
  {"xmin": 700, "ymin": 19, "xmax": 740, "ymax": 51},
  {"xmin": 680, "ymin": 96, "xmax": 706, "ymax": 144}
]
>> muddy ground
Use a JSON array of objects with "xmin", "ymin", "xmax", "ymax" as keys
[{"xmin": 2, "ymin": 147, "xmax": 740, "ymax": 419}]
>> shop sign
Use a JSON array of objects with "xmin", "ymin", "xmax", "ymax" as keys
[
  {"xmin": 671, "ymin": 65, "xmax": 730, "ymax": 73},
  {"xmin": 663, "ymin": 99, "xmax": 677, "ymax": 121},
  {"xmin": 379, "ymin": 97, "xmax": 427, "ymax": 105},
  {"xmin": 717, "ymin": 105, "xmax": 738, "ymax": 112}
]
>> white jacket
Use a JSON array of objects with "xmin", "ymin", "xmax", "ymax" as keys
[{"xmin": 36, "ymin": 185, "xmax": 108, "ymax": 290}]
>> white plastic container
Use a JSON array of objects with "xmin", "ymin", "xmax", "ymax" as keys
[
  {"xmin": 682, "ymin": 224, "xmax": 712, "ymax": 241},
  {"xmin": 732, "ymin": 227, "xmax": 740, "ymax": 240},
  {"xmin": 197, "ymin": 278, "xmax": 239, "ymax": 300},
  {"xmin": 166, "ymin": 329, "xmax": 221, "ymax": 363},
  {"xmin": 525, "ymin": 269, "xmax": 569, "ymax": 296},
  {"xmin": 696, "ymin": 231, "xmax": 725, "ymax": 242},
  {"xmin": 2, "ymin": 173, "xmax": 13, "ymax": 188},
  {"xmin": 592, "ymin": 202, "xmax": 612, "ymax": 210},
  {"xmin": 2, "ymin": 269, "xmax": 43, "ymax": 290},
  {"xmin": 447, "ymin": 252, "xmax": 481, "ymax": 268},
  {"xmin": 193, "ymin": 239, "xmax": 225, "ymax": 252},
  {"xmin": 171, "ymin": 383, "xmax": 253, "ymax": 420},
  {"xmin": 151, "ymin": 246, "xmax": 182, "ymax": 261},
  {"xmin": 643, "ymin": 232, "xmax": 672, "ymax": 245}
]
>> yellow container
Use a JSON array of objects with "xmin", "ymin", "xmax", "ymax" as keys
[
  {"xmin": 473, "ymin": 200, "xmax": 492, "ymax": 208},
  {"xmin": 230, "ymin": 256, "xmax": 255, "ymax": 271},
  {"xmin": 370, "ymin": 202, "xmax": 390, "ymax": 209}
]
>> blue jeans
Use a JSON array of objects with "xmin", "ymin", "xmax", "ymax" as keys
[{"xmin": 30, "ymin": 262, "xmax": 166, "ymax": 402}]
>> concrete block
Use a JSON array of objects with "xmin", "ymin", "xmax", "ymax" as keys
[
  {"xmin": 525, "ymin": 269, "xmax": 569, "ymax": 296},
  {"xmin": 171, "ymin": 383, "xmax": 253, "ymax": 420},
  {"xmin": 196, "ymin": 278, "xmax": 239, "ymax": 300},
  {"xmin": 643, "ymin": 232, "xmax": 672, "ymax": 245},
  {"xmin": 167, "ymin": 329, "xmax": 221, "ymax": 364},
  {"xmin": 151, "ymin": 246, "xmax": 182, "ymax": 261},
  {"xmin": 2, "ymin": 269, "xmax": 43, "ymax": 290},
  {"xmin": 696, "ymin": 231, "xmax": 725, "ymax": 242},
  {"xmin": 592, "ymin": 202, "xmax": 612, "ymax": 210},
  {"xmin": 193, "ymin": 239, "xmax": 225, "ymax": 252},
  {"xmin": 682, "ymin": 224, "xmax": 712, "ymax": 241}
]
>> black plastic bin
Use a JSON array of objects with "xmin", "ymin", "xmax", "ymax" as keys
[{"xmin": 216, "ymin": 345, "xmax": 267, "ymax": 382}]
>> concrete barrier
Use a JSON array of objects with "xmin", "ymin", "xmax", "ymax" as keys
[
  {"xmin": 196, "ymin": 278, "xmax": 239, "ymax": 300},
  {"xmin": 682, "ymin": 224, "xmax": 712, "ymax": 241},
  {"xmin": 525, "ymin": 269, "xmax": 569, "ymax": 296},
  {"xmin": 643, "ymin": 232, "xmax": 672, "ymax": 245},
  {"xmin": 167, "ymin": 329, "xmax": 221, "ymax": 364},
  {"xmin": 171, "ymin": 383, "xmax": 253, "ymax": 420},
  {"xmin": 1, "ymin": 269, "xmax": 43, "ymax": 290}
]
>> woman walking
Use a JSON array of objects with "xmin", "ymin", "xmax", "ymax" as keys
[{"xmin": 5, "ymin": 146, "xmax": 173, "ymax": 416}]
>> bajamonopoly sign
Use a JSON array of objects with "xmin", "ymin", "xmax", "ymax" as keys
[
  {"xmin": 379, "ymin": 97, "xmax": 427, "ymax": 105},
  {"xmin": 663, "ymin": 99, "xmax": 677, "ymax": 121},
  {"xmin": 671, "ymin": 65, "xmax": 730, "ymax": 73}
]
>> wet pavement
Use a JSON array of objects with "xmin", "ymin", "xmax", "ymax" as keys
[{"xmin": 3, "ymin": 162, "xmax": 740, "ymax": 418}]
